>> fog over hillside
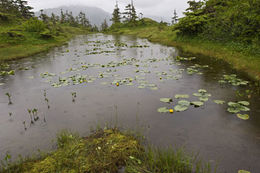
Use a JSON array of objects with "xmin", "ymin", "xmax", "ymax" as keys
[{"xmin": 35, "ymin": 5, "xmax": 112, "ymax": 26}]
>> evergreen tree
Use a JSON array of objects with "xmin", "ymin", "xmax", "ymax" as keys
[
  {"xmin": 123, "ymin": 3, "xmax": 132, "ymax": 23},
  {"xmin": 172, "ymin": 9, "xmax": 178, "ymax": 24},
  {"xmin": 60, "ymin": 9, "xmax": 65, "ymax": 23},
  {"xmin": 130, "ymin": 0, "xmax": 137, "ymax": 23},
  {"xmin": 15, "ymin": 0, "xmax": 33, "ymax": 18},
  {"xmin": 111, "ymin": 1, "xmax": 121, "ymax": 24},
  {"xmin": 39, "ymin": 9, "xmax": 49, "ymax": 23},
  {"xmin": 101, "ymin": 19, "xmax": 108, "ymax": 31}
]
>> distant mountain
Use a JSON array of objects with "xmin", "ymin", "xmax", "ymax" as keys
[{"xmin": 35, "ymin": 5, "xmax": 112, "ymax": 27}]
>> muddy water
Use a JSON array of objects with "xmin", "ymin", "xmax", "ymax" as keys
[{"xmin": 0, "ymin": 34, "xmax": 259, "ymax": 172}]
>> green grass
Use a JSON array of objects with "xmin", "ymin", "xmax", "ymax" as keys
[
  {"xmin": 0, "ymin": 128, "xmax": 214, "ymax": 173},
  {"xmin": 0, "ymin": 24, "xmax": 88, "ymax": 61},
  {"xmin": 107, "ymin": 25, "xmax": 260, "ymax": 81}
]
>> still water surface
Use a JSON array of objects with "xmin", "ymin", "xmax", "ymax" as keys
[{"xmin": 0, "ymin": 34, "xmax": 259, "ymax": 172}]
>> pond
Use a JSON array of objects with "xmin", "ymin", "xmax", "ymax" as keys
[{"xmin": 0, "ymin": 34, "xmax": 259, "ymax": 172}]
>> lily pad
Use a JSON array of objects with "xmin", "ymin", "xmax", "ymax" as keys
[
  {"xmin": 214, "ymin": 100, "xmax": 225, "ymax": 105},
  {"xmin": 174, "ymin": 105, "xmax": 188, "ymax": 112},
  {"xmin": 238, "ymin": 101, "xmax": 250, "ymax": 106},
  {"xmin": 175, "ymin": 94, "xmax": 189, "ymax": 99},
  {"xmin": 227, "ymin": 101, "xmax": 250, "ymax": 113},
  {"xmin": 157, "ymin": 107, "xmax": 169, "ymax": 113},
  {"xmin": 236, "ymin": 114, "xmax": 249, "ymax": 120},
  {"xmin": 191, "ymin": 101, "xmax": 204, "ymax": 107},
  {"xmin": 160, "ymin": 98, "xmax": 173, "ymax": 103},
  {"xmin": 238, "ymin": 170, "xmax": 251, "ymax": 173}
]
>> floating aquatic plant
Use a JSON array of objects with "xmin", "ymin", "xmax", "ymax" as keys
[
  {"xmin": 175, "ymin": 94, "xmax": 189, "ymax": 99},
  {"xmin": 174, "ymin": 100, "xmax": 190, "ymax": 112},
  {"xmin": 214, "ymin": 100, "xmax": 225, "ymax": 105},
  {"xmin": 236, "ymin": 114, "xmax": 250, "ymax": 120},
  {"xmin": 160, "ymin": 98, "xmax": 173, "ymax": 103},
  {"xmin": 218, "ymin": 74, "xmax": 249, "ymax": 86},
  {"xmin": 227, "ymin": 101, "xmax": 250, "ymax": 114},
  {"xmin": 5, "ymin": 92, "xmax": 12, "ymax": 105}
]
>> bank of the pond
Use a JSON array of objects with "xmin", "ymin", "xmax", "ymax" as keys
[
  {"xmin": 107, "ymin": 26, "xmax": 260, "ymax": 81},
  {"xmin": 0, "ymin": 128, "xmax": 212, "ymax": 173},
  {"xmin": 0, "ymin": 26, "xmax": 88, "ymax": 62}
]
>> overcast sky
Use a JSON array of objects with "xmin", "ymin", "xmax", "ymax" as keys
[{"xmin": 28, "ymin": 0, "xmax": 189, "ymax": 19}]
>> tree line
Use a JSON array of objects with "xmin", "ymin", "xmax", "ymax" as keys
[{"xmin": 174, "ymin": 0, "xmax": 260, "ymax": 45}]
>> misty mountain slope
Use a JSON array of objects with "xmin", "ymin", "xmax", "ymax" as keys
[{"xmin": 35, "ymin": 5, "xmax": 112, "ymax": 26}]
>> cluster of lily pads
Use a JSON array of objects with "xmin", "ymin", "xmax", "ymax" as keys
[
  {"xmin": 218, "ymin": 74, "xmax": 249, "ymax": 86},
  {"xmin": 157, "ymin": 89, "xmax": 251, "ymax": 120},
  {"xmin": 0, "ymin": 63, "xmax": 15, "ymax": 76},
  {"xmin": 158, "ymin": 89, "xmax": 211, "ymax": 113}
]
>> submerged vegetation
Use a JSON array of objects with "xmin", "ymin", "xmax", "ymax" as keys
[{"xmin": 0, "ymin": 128, "xmax": 214, "ymax": 173}]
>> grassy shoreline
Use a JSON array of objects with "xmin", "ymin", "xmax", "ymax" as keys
[
  {"xmin": 0, "ymin": 26, "xmax": 88, "ymax": 62},
  {"xmin": 107, "ymin": 26, "xmax": 260, "ymax": 81},
  {"xmin": 0, "ymin": 128, "xmax": 213, "ymax": 173}
]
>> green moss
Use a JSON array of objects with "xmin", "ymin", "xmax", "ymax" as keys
[{"xmin": 0, "ymin": 128, "xmax": 213, "ymax": 173}]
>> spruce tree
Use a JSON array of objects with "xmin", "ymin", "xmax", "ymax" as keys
[
  {"xmin": 172, "ymin": 9, "xmax": 178, "ymax": 24},
  {"xmin": 101, "ymin": 19, "xmax": 108, "ymax": 31},
  {"xmin": 111, "ymin": 1, "xmax": 121, "ymax": 24},
  {"xmin": 15, "ymin": 0, "xmax": 33, "ymax": 18}
]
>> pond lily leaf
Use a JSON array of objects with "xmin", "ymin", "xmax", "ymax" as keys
[
  {"xmin": 214, "ymin": 100, "xmax": 225, "ymax": 105},
  {"xmin": 199, "ymin": 97, "xmax": 209, "ymax": 102},
  {"xmin": 150, "ymin": 87, "xmax": 158, "ymax": 90},
  {"xmin": 238, "ymin": 170, "xmax": 251, "ymax": 173},
  {"xmin": 193, "ymin": 93, "xmax": 202, "ymax": 97},
  {"xmin": 191, "ymin": 101, "xmax": 204, "ymax": 107},
  {"xmin": 198, "ymin": 89, "xmax": 207, "ymax": 93},
  {"xmin": 175, "ymin": 94, "xmax": 189, "ymax": 99},
  {"xmin": 174, "ymin": 105, "xmax": 188, "ymax": 112},
  {"xmin": 178, "ymin": 100, "xmax": 190, "ymax": 106},
  {"xmin": 157, "ymin": 107, "xmax": 169, "ymax": 113},
  {"xmin": 238, "ymin": 101, "xmax": 250, "ymax": 106},
  {"xmin": 160, "ymin": 98, "xmax": 173, "ymax": 103},
  {"xmin": 236, "ymin": 114, "xmax": 249, "ymax": 120},
  {"xmin": 227, "ymin": 101, "xmax": 250, "ymax": 113}
]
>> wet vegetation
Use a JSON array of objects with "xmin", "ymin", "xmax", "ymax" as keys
[{"xmin": 0, "ymin": 128, "xmax": 214, "ymax": 173}]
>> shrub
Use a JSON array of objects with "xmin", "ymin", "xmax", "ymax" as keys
[{"xmin": 23, "ymin": 18, "xmax": 46, "ymax": 32}]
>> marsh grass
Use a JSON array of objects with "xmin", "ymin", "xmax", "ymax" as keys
[
  {"xmin": 0, "ymin": 25, "xmax": 88, "ymax": 61},
  {"xmin": 0, "ymin": 128, "xmax": 216, "ymax": 173}
]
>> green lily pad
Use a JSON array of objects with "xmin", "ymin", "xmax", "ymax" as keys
[
  {"xmin": 198, "ymin": 89, "xmax": 207, "ymax": 93},
  {"xmin": 174, "ymin": 105, "xmax": 188, "ymax": 112},
  {"xmin": 238, "ymin": 170, "xmax": 251, "ymax": 173},
  {"xmin": 238, "ymin": 101, "xmax": 250, "ymax": 106},
  {"xmin": 191, "ymin": 101, "xmax": 204, "ymax": 107},
  {"xmin": 157, "ymin": 107, "xmax": 169, "ymax": 113},
  {"xmin": 214, "ymin": 100, "xmax": 225, "ymax": 105},
  {"xmin": 160, "ymin": 98, "xmax": 173, "ymax": 103},
  {"xmin": 199, "ymin": 97, "xmax": 209, "ymax": 102},
  {"xmin": 236, "ymin": 114, "xmax": 249, "ymax": 120},
  {"xmin": 178, "ymin": 100, "xmax": 190, "ymax": 106},
  {"xmin": 175, "ymin": 94, "xmax": 189, "ymax": 99},
  {"xmin": 227, "ymin": 101, "xmax": 250, "ymax": 113}
]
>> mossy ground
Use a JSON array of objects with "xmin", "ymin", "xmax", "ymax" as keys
[
  {"xmin": 0, "ymin": 128, "xmax": 213, "ymax": 173},
  {"xmin": 107, "ymin": 26, "xmax": 260, "ymax": 81}
]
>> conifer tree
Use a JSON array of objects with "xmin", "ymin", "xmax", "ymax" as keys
[
  {"xmin": 172, "ymin": 9, "xmax": 178, "ymax": 24},
  {"xmin": 111, "ymin": 1, "xmax": 121, "ymax": 24},
  {"xmin": 101, "ymin": 19, "xmax": 108, "ymax": 31}
]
